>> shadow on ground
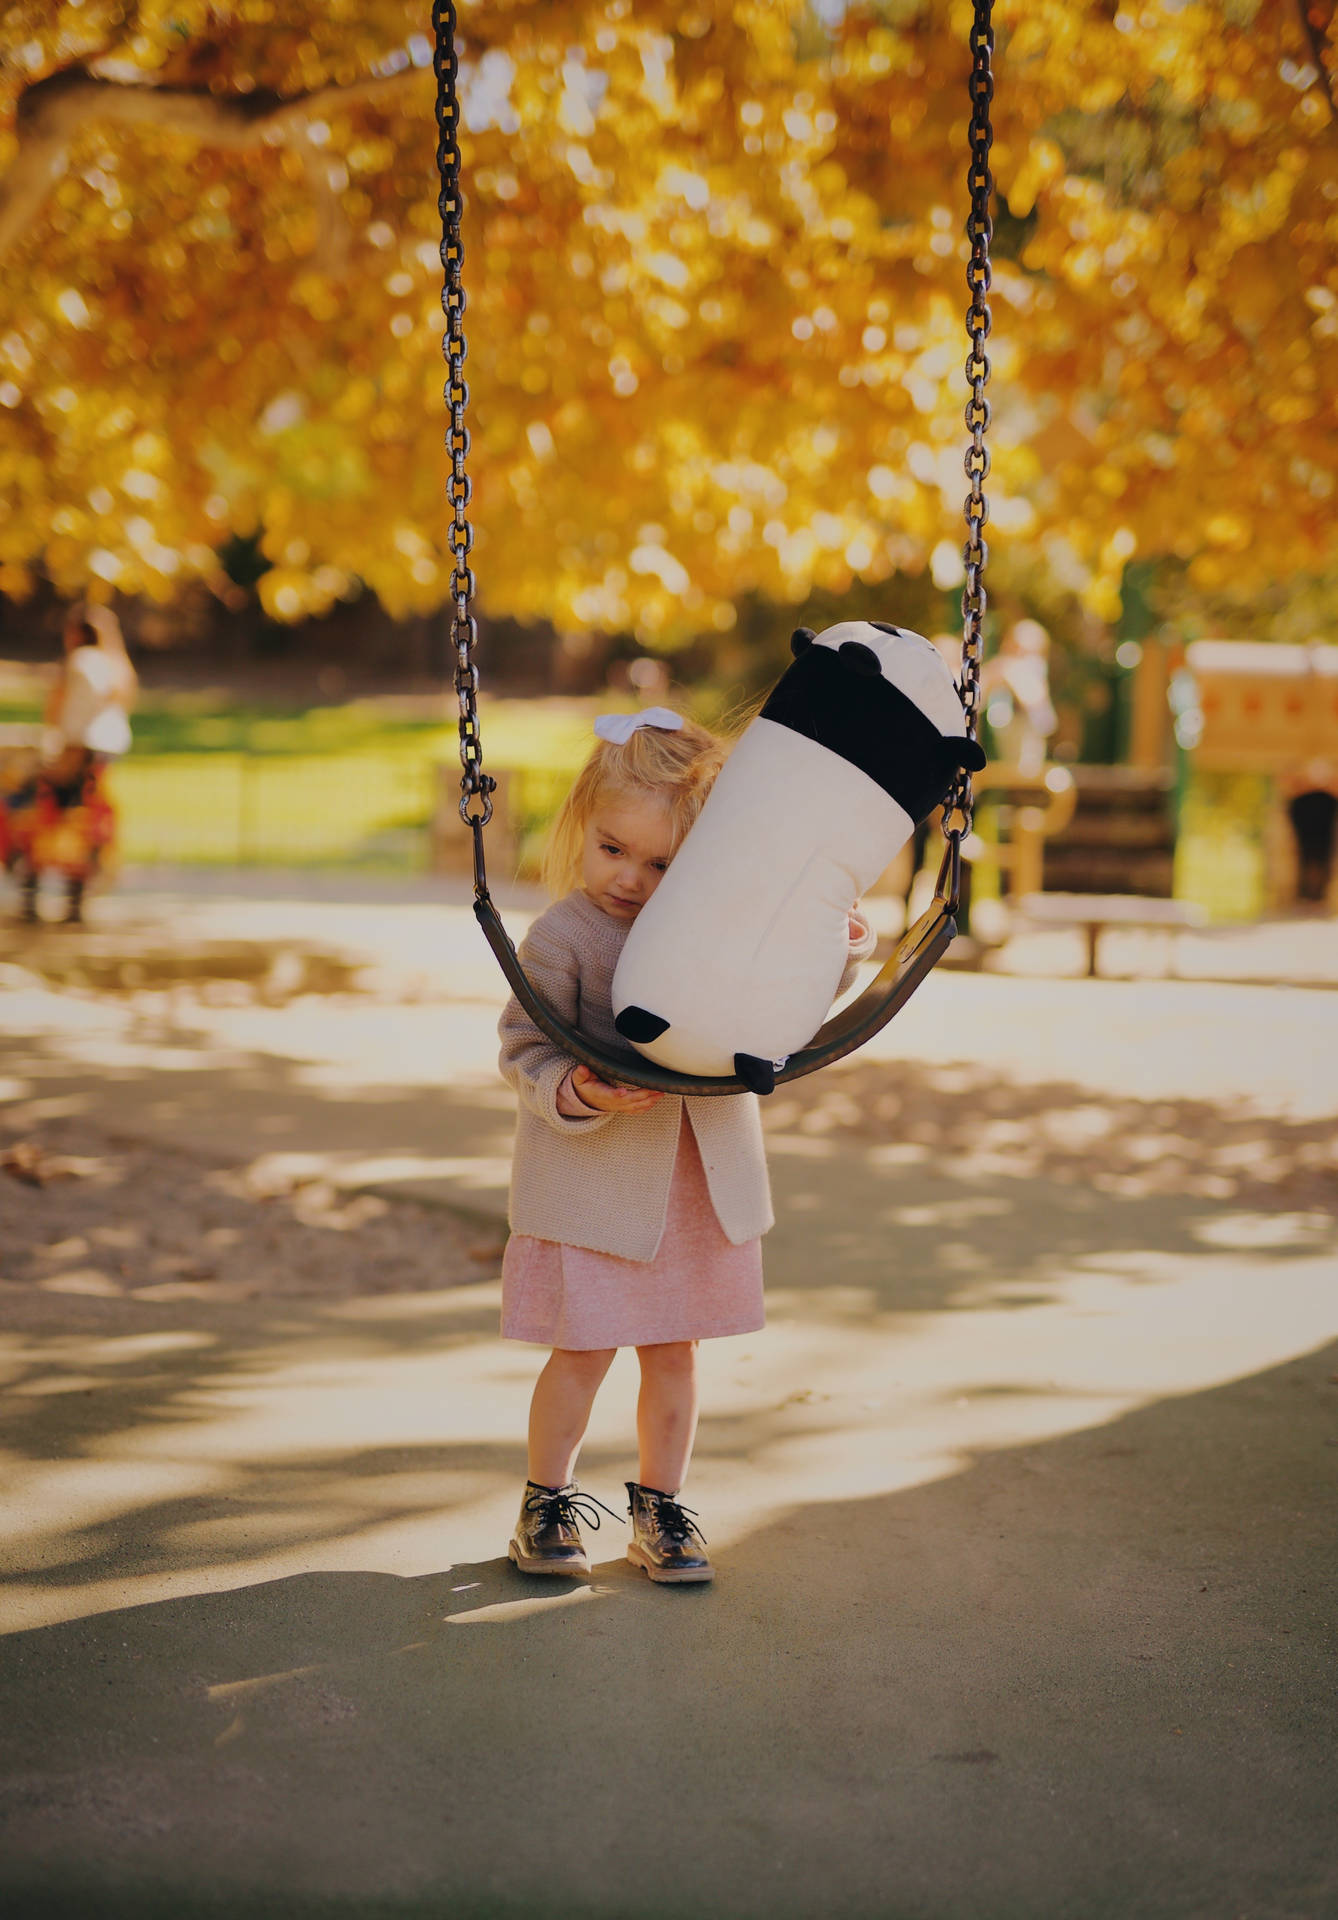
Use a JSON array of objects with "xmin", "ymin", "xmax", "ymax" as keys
[
  {"xmin": 1, "ymin": 1342, "xmax": 1335, "ymax": 1920},
  {"xmin": 3, "ymin": 970, "xmax": 1336, "ymax": 1915}
]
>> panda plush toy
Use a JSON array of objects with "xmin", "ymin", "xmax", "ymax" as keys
[{"xmin": 611, "ymin": 620, "xmax": 986, "ymax": 1093}]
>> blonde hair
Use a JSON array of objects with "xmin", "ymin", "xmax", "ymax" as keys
[{"xmin": 542, "ymin": 715, "xmax": 729, "ymax": 897}]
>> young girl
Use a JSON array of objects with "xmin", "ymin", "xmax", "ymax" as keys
[{"xmin": 498, "ymin": 707, "xmax": 874, "ymax": 1585}]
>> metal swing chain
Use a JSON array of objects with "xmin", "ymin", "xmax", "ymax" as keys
[
  {"xmin": 433, "ymin": 0, "xmax": 990, "ymax": 870},
  {"xmin": 433, "ymin": 0, "xmax": 494, "ymax": 832},
  {"xmin": 946, "ymin": 0, "xmax": 995, "ymax": 849}
]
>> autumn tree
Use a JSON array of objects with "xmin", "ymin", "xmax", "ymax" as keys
[{"xmin": 0, "ymin": 0, "xmax": 1334, "ymax": 644}]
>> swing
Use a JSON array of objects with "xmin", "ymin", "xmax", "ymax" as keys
[{"xmin": 431, "ymin": 0, "xmax": 995, "ymax": 1096}]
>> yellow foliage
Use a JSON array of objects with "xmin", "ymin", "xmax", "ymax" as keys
[{"xmin": 0, "ymin": 0, "xmax": 1334, "ymax": 636}]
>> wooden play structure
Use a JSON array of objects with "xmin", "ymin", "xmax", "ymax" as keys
[
  {"xmin": 1184, "ymin": 640, "xmax": 1338, "ymax": 773},
  {"xmin": 968, "ymin": 759, "xmax": 1201, "ymax": 974},
  {"xmin": 949, "ymin": 636, "xmax": 1202, "ymax": 971},
  {"xmin": 1181, "ymin": 639, "xmax": 1338, "ymax": 910}
]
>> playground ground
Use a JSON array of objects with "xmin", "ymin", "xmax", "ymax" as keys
[{"xmin": 0, "ymin": 873, "xmax": 1335, "ymax": 1919}]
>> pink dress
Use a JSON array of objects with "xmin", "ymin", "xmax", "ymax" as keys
[{"xmin": 501, "ymin": 1105, "xmax": 765, "ymax": 1350}]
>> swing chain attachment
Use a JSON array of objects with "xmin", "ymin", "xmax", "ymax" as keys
[
  {"xmin": 433, "ymin": 0, "xmax": 494, "ymax": 832},
  {"xmin": 945, "ymin": 0, "xmax": 994, "ymax": 861}
]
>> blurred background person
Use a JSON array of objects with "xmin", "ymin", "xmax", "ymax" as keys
[
  {"xmin": 4, "ymin": 605, "xmax": 136, "ymax": 925},
  {"xmin": 982, "ymin": 619, "xmax": 1058, "ymax": 777},
  {"xmin": 1283, "ymin": 760, "xmax": 1337, "ymax": 909},
  {"xmin": 44, "ymin": 602, "xmax": 136, "ymax": 769}
]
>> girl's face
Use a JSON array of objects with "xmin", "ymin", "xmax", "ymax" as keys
[{"xmin": 581, "ymin": 794, "xmax": 677, "ymax": 921}]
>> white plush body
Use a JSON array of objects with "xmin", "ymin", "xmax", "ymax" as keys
[
  {"xmin": 613, "ymin": 719, "xmax": 908, "ymax": 1077},
  {"xmin": 611, "ymin": 621, "xmax": 975, "ymax": 1081}
]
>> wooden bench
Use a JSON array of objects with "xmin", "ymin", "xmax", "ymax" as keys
[{"xmin": 1014, "ymin": 892, "xmax": 1205, "ymax": 978}]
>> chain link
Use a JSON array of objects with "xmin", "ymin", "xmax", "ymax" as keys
[
  {"xmin": 433, "ymin": 0, "xmax": 494, "ymax": 828},
  {"xmin": 945, "ymin": 0, "xmax": 994, "ymax": 842},
  {"xmin": 434, "ymin": 0, "xmax": 990, "ymax": 848}
]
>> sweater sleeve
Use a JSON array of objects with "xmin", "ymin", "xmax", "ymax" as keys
[
  {"xmin": 835, "ymin": 906, "xmax": 879, "ymax": 998},
  {"xmin": 497, "ymin": 916, "xmax": 614, "ymax": 1135}
]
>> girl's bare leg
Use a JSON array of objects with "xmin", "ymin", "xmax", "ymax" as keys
[
  {"xmin": 634, "ymin": 1341, "xmax": 700, "ymax": 1493},
  {"xmin": 527, "ymin": 1347, "xmax": 617, "ymax": 1487}
]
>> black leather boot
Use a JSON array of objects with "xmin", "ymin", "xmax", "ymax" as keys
[
  {"xmin": 507, "ymin": 1481, "xmax": 618, "ymax": 1577},
  {"xmin": 626, "ymin": 1482, "xmax": 713, "ymax": 1584}
]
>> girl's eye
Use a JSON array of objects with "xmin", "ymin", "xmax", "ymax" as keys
[
  {"xmin": 652, "ymin": 861, "xmax": 668, "ymax": 872},
  {"xmin": 601, "ymin": 843, "xmax": 622, "ymax": 857}
]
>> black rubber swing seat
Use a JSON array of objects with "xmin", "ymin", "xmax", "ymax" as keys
[{"xmin": 474, "ymin": 883, "xmax": 957, "ymax": 1098}]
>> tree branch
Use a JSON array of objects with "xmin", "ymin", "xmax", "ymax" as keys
[
  {"xmin": 0, "ymin": 63, "xmax": 430, "ymax": 258},
  {"xmin": 1294, "ymin": 0, "xmax": 1338, "ymax": 120}
]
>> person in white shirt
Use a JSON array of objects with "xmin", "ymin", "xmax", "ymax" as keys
[
  {"xmin": 44, "ymin": 603, "xmax": 136, "ymax": 769},
  {"xmin": 11, "ymin": 605, "xmax": 137, "ymax": 924},
  {"xmin": 981, "ymin": 619, "xmax": 1058, "ymax": 777}
]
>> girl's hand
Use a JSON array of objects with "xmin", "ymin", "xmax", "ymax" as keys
[{"xmin": 570, "ymin": 1065, "xmax": 663, "ymax": 1114}]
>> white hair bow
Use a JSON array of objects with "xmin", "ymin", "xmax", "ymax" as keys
[{"xmin": 593, "ymin": 707, "xmax": 684, "ymax": 745}]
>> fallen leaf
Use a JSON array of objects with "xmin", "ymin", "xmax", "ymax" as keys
[
  {"xmin": 2, "ymin": 1143, "xmax": 44, "ymax": 1187},
  {"xmin": 1, "ymin": 1142, "xmax": 100, "ymax": 1187}
]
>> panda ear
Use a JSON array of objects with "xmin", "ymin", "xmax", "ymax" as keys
[
  {"xmin": 837, "ymin": 640, "xmax": 882, "ymax": 676},
  {"xmin": 790, "ymin": 627, "xmax": 816, "ymax": 657},
  {"xmin": 951, "ymin": 738, "xmax": 988, "ymax": 773}
]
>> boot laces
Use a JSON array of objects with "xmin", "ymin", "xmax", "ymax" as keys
[
  {"xmin": 525, "ymin": 1485, "xmax": 620, "ymax": 1533},
  {"xmin": 647, "ymin": 1492, "xmax": 707, "ymax": 1546}
]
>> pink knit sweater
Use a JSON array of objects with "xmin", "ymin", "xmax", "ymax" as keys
[
  {"xmin": 497, "ymin": 889, "xmax": 875, "ymax": 1264},
  {"xmin": 497, "ymin": 890, "xmax": 774, "ymax": 1262}
]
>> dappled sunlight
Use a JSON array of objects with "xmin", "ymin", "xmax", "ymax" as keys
[
  {"xmin": 444, "ymin": 1583, "xmax": 611, "ymax": 1627},
  {"xmin": 3, "ymin": 932, "xmax": 1337, "ymax": 1639},
  {"xmin": 766, "ymin": 1056, "xmax": 1338, "ymax": 1209},
  {"xmin": 2, "ymin": 1116, "xmax": 498, "ymax": 1308},
  {"xmin": 2, "ymin": 982, "xmax": 517, "ymax": 1218},
  {"xmin": 4, "ymin": 1213, "xmax": 1337, "ymax": 1634},
  {"xmin": 1, "ymin": 953, "xmax": 1335, "ymax": 1919},
  {"xmin": 705, "ymin": 1248, "xmax": 1338, "ymax": 1516},
  {"xmin": 2, "ymin": 906, "xmax": 1335, "ymax": 1730}
]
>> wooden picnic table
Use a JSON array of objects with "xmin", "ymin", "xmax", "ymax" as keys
[{"xmin": 1015, "ymin": 892, "xmax": 1206, "ymax": 977}]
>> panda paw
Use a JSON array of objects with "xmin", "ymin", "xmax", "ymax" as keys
[
  {"xmin": 615, "ymin": 1006, "xmax": 671, "ymax": 1044},
  {"xmin": 733, "ymin": 1052, "xmax": 777, "ymax": 1096}
]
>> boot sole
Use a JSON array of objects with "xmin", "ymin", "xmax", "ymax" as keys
[
  {"xmin": 507, "ymin": 1539, "xmax": 590, "ymax": 1577},
  {"xmin": 627, "ymin": 1544, "xmax": 714, "ymax": 1584}
]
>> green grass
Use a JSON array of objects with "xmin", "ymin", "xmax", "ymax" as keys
[
  {"xmin": 0, "ymin": 692, "xmax": 611, "ymax": 870},
  {"xmin": 0, "ymin": 690, "xmax": 1279, "ymax": 910},
  {"xmin": 0, "ymin": 691, "xmax": 601, "ymax": 763}
]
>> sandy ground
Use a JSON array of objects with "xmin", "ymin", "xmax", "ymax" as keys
[
  {"xmin": 0, "ymin": 880, "xmax": 1336, "ymax": 1919},
  {"xmin": 0, "ymin": 1119, "xmax": 500, "ymax": 1307}
]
